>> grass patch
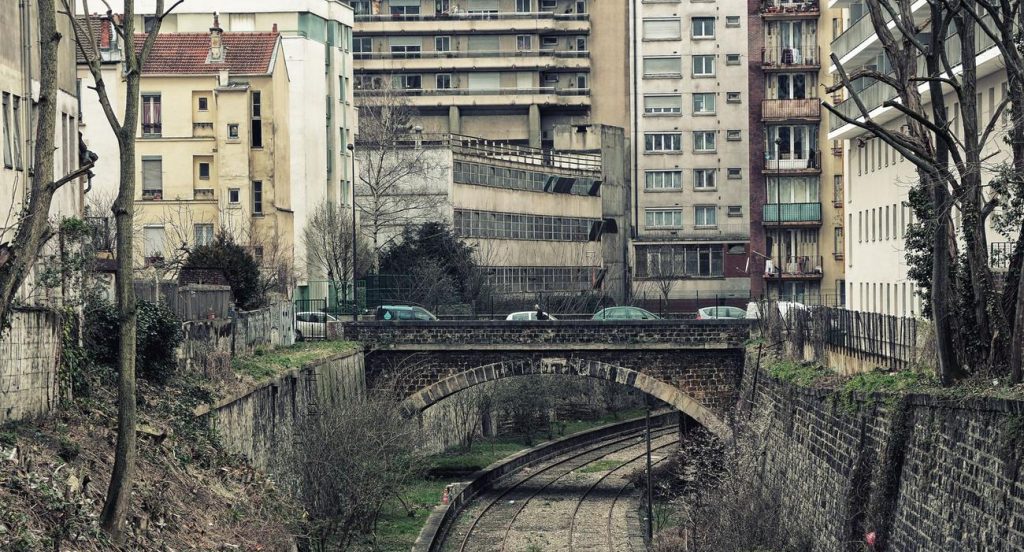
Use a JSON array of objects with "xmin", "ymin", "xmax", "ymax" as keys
[
  {"xmin": 232, "ymin": 341, "xmax": 358, "ymax": 380},
  {"xmin": 577, "ymin": 459, "xmax": 623, "ymax": 474},
  {"xmin": 842, "ymin": 370, "xmax": 935, "ymax": 395},
  {"xmin": 766, "ymin": 359, "xmax": 828, "ymax": 387}
]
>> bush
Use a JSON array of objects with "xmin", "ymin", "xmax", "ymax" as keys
[
  {"xmin": 182, "ymin": 233, "xmax": 265, "ymax": 310},
  {"xmin": 85, "ymin": 299, "xmax": 183, "ymax": 383}
]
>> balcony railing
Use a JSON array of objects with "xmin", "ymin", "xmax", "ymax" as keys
[
  {"xmin": 142, "ymin": 190, "xmax": 163, "ymax": 201},
  {"xmin": 991, "ymin": 242, "xmax": 1014, "ymax": 270},
  {"xmin": 355, "ymin": 49, "xmax": 589, "ymax": 60},
  {"xmin": 762, "ymin": 36, "xmax": 820, "ymax": 67},
  {"xmin": 141, "ymin": 123, "xmax": 162, "ymax": 137},
  {"xmin": 760, "ymin": 0, "xmax": 819, "ymax": 16},
  {"xmin": 764, "ymin": 255, "xmax": 824, "ymax": 277},
  {"xmin": 86, "ymin": 216, "xmax": 113, "ymax": 252},
  {"xmin": 194, "ymin": 188, "xmax": 215, "ymax": 200},
  {"xmin": 355, "ymin": 86, "xmax": 590, "ymax": 97},
  {"xmin": 764, "ymin": 152, "xmax": 822, "ymax": 172},
  {"xmin": 762, "ymin": 202, "xmax": 822, "ymax": 223},
  {"xmin": 354, "ymin": 11, "xmax": 588, "ymax": 22},
  {"xmin": 761, "ymin": 98, "xmax": 821, "ymax": 120},
  {"xmin": 636, "ymin": 223, "xmax": 749, "ymax": 241}
]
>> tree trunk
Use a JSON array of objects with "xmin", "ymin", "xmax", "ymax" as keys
[
  {"xmin": 1011, "ymin": 253, "xmax": 1024, "ymax": 383},
  {"xmin": 0, "ymin": 0, "xmax": 61, "ymax": 330}
]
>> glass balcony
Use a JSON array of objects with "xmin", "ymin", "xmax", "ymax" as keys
[{"xmin": 762, "ymin": 202, "xmax": 822, "ymax": 224}]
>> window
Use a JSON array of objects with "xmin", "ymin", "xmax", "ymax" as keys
[
  {"xmin": 645, "ymin": 170, "xmax": 682, "ymax": 190},
  {"xmin": 540, "ymin": 36, "xmax": 559, "ymax": 49},
  {"xmin": 774, "ymin": 73, "xmax": 808, "ymax": 99},
  {"xmin": 726, "ymin": 91, "xmax": 741, "ymax": 103},
  {"xmin": 643, "ymin": 56, "xmax": 682, "ymax": 77},
  {"xmin": 692, "ymin": 17, "xmax": 715, "ymax": 38},
  {"xmin": 354, "ymin": 37, "xmax": 372, "ymax": 53},
  {"xmin": 435, "ymin": 36, "xmax": 450, "ymax": 52},
  {"xmin": 693, "ymin": 168, "xmax": 716, "ymax": 189},
  {"xmin": 726, "ymin": 53, "xmax": 741, "ymax": 65},
  {"xmin": 728, "ymin": 205, "xmax": 742, "ymax": 217},
  {"xmin": 694, "ymin": 206, "xmax": 717, "ymax": 227},
  {"xmin": 389, "ymin": 37, "xmax": 422, "ymax": 57},
  {"xmin": 727, "ymin": 167, "xmax": 742, "ymax": 179},
  {"xmin": 228, "ymin": 124, "xmax": 239, "ymax": 139},
  {"xmin": 143, "ymin": 226, "xmax": 165, "ymax": 258},
  {"xmin": 575, "ymin": 36, "xmax": 587, "ymax": 51},
  {"xmin": 141, "ymin": 94, "xmax": 161, "ymax": 136},
  {"xmin": 198, "ymin": 162, "xmax": 210, "ymax": 180},
  {"xmin": 198, "ymin": 97, "xmax": 209, "ymax": 111},
  {"xmin": 693, "ymin": 55, "xmax": 715, "ymax": 76},
  {"xmin": 643, "ymin": 18, "xmax": 681, "ymax": 40},
  {"xmin": 766, "ymin": 176, "xmax": 819, "ymax": 203},
  {"xmin": 644, "ymin": 94, "xmax": 682, "ymax": 114},
  {"xmin": 725, "ymin": 15, "xmax": 740, "ymax": 27},
  {"xmin": 141, "ymin": 157, "xmax": 162, "ymax": 199},
  {"xmin": 194, "ymin": 224, "xmax": 214, "ymax": 247},
  {"xmin": 693, "ymin": 131, "xmax": 716, "ymax": 152},
  {"xmin": 2, "ymin": 93, "xmax": 10, "ymax": 168},
  {"xmin": 353, "ymin": 0, "xmax": 371, "ymax": 14},
  {"xmin": 646, "ymin": 209, "xmax": 683, "ymax": 228},
  {"xmin": 229, "ymin": 188, "xmax": 240, "ymax": 203},
  {"xmin": 250, "ymin": 91, "xmax": 262, "ymax": 148},
  {"xmin": 575, "ymin": 0, "xmax": 587, "ymax": 13},
  {"xmin": 516, "ymin": 35, "xmax": 533, "ymax": 51},
  {"xmin": 516, "ymin": 0, "xmax": 531, "ymax": 11},
  {"xmin": 435, "ymin": 0, "xmax": 450, "ymax": 13},
  {"xmin": 834, "ymin": 226, "xmax": 844, "ymax": 255},
  {"xmin": 454, "ymin": 210, "xmax": 599, "ymax": 241},
  {"xmin": 390, "ymin": 0, "xmax": 421, "ymax": 15},
  {"xmin": 393, "ymin": 74, "xmax": 422, "ymax": 89},
  {"xmin": 644, "ymin": 133, "xmax": 681, "ymax": 152},
  {"xmin": 693, "ymin": 93, "xmax": 716, "ymax": 114},
  {"xmin": 636, "ymin": 245, "xmax": 723, "ymax": 278},
  {"xmin": 727, "ymin": 129, "xmax": 742, "ymax": 141},
  {"xmin": 574, "ymin": 73, "xmax": 588, "ymax": 89},
  {"xmin": 436, "ymin": 73, "xmax": 452, "ymax": 89},
  {"xmin": 252, "ymin": 181, "xmax": 263, "ymax": 214},
  {"xmin": 143, "ymin": 15, "xmax": 157, "ymax": 33},
  {"xmin": 11, "ymin": 96, "xmax": 20, "ymax": 169},
  {"xmin": 540, "ymin": 0, "xmax": 556, "ymax": 9}
]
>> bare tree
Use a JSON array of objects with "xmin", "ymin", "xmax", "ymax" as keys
[
  {"xmin": 355, "ymin": 82, "xmax": 448, "ymax": 267},
  {"xmin": 64, "ymin": 0, "xmax": 181, "ymax": 539},
  {"xmin": 303, "ymin": 201, "xmax": 372, "ymax": 298},
  {"xmin": 0, "ymin": 0, "xmax": 94, "ymax": 331}
]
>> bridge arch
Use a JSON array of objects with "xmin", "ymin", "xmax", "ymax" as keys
[{"xmin": 400, "ymin": 357, "xmax": 732, "ymax": 440}]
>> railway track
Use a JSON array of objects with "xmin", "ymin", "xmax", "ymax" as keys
[{"xmin": 442, "ymin": 424, "xmax": 679, "ymax": 552}]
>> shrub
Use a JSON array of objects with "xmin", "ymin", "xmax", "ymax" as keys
[
  {"xmin": 182, "ymin": 233, "xmax": 265, "ymax": 310},
  {"xmin": 85, "ymin": 299, "xmax": 183, "ymax": 383}
]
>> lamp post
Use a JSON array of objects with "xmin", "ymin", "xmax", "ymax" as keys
[{"xmin": 347, "ymin": 142, "xmax": 358, "ymax": 322}]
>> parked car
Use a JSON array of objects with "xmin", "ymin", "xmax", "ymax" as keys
[
  {"xmin": 294, "ymin": 311, "xmax": 339, "ymax": 341},
  {"xmin": 744, "ymin": 301, "xmax": 807, "ymax": 320},
  {"xmin": 506, "ymin": 311, "xmax": 558, "ymax": 321},
  {"xmin": 592, "ymin": 306, "xmax": 661, "ymax": 320},
  {"xmin": 375, "ymin": 305, "xmax": 438, "ymax": 321},
  {"xmin": 696, "ymin": 306, "xmax": 748, "ymax": 320}
]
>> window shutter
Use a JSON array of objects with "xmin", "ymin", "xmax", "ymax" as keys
[
  {"xmin": 142, "ymin": 159, "xmax": 162, "ymax": 190},
  {"xmin": 643, "ymin": 57, "xmax": 681, "ymax": 75},
  {"xmin": 643, "ymin": 19, "xmax": 680, "ymax": 40},
  {"xmin": 468, "ymin": 35, "xmax": 500, "ymax": 51},
  {"xmin": 645, "ymin": 95, "xmax": 681, "ymax": 110}
]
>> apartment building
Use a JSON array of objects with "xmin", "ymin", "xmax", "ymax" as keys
[
  {"xmin": 829, "ymin": 1, "xmax": 1014, "ymax": 316},
  {"xmin": 749, "ymin": 0, "xmax": 845, "ymax": 305},
  {"xmin": 79, "ymin": 1, "xmax": 357, "ymax": 288},
  {"xmin": 630, "ymin": 1, "xmax": 752, "ymax": 308},
  {"xmin": 0, "ymin": 2, "xmax": 83, "ymax": 305},
  {"xmin": 351, "ymin": 125, "xmax": 630, "ymax": 302},
  {"xmin": 351, "ymin": 0, "xmax": 629, "ymax": 147}
]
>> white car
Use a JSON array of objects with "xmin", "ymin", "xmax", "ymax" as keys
[
  {"xmin": 506, "ymin": 311, "xmax": 558, "ymax": 321},
  {"xmin": 744, "ymin": 301, "xmax": 807, "ymax": 320},
  {"xmin": 295, "ymin": 311, "xmax": 339, "ymax": 340}
]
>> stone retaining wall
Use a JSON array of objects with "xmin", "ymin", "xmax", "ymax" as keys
[
  {"xmin": 0, "ymin": 309, "xmax": 61, "ymax": 423},
  {"xmin": 744, "ymin": 363, "xmax": 1024, "ymax": 551}
]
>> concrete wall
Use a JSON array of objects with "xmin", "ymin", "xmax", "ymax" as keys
[
  {"xmin": 177, "ymin": 300, "xmax": 295, "ymax": 375},
  {"xmin": 742, "ymin": 363, "xmax": 1024, "ymax": 551},
  {"xmin": 196, "ymin": 350, "xmax": 365, "ymax": 470},
  {"xmin": 0, "ymin": 309, "xmax": 61, "ymax": 423}
]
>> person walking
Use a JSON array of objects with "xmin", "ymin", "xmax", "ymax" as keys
[{"xmin": 534, "ymin": 304, "xmax": 549, "ymax": 320}]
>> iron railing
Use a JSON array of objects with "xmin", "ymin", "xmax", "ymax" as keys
[
  {"xmin": 787, "ymin": 305, "xmax": 918, "ymax": 371},
  {"xmin": 761, "ymin": 98, "xmax": 821, "ymax": 120},
  {"xmin": 760, "ymin": 0, "xmax": 819, "ymax": 15},
  {"xmin": 636, "ymin": 224, "xmax": 750, "ymax": 241},
  {"xmin": 991, "ymin": 242, "xmax": 1014, "ymax": 270},
  {"xmin": 762, "ymin": 202, "xmax": 822, "ymax": 223},
  {"xmin": 354, "ymin": 11, "xmax": 588, "ymax": 22},
  {"xmin": 355, "ymin": 86, "xmax": 590, "ymax": 97},
  {"xmin": 355, "ymin": 49, "xmax": 589, "ymax": 60},
  {"xmin": 86, "ymin": 216, "xmax": 113, "ymax": 252},
  {"xmin": 764, "ymin": 255, "xmax": 824, "ymax": 276},
  {"xmin": 764, "ymin": 152, "xmax": 822, "ymax": 172},
  {"xmin": 762, "ymin": 38, "xmax": 820, "ymax": 67}
]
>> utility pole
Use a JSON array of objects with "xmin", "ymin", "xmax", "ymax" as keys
[
  {"xmin": 645, "ymin": 397, "xmax": 653, "ymax": 542},
  {"xmin": 348, "ymin": 142, "xmax": 358, "ymax": 322}
]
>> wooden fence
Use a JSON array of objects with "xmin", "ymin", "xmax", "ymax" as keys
[{"xmin": 134, "ymin": 281, "xmax": 232, "ymax": 320}]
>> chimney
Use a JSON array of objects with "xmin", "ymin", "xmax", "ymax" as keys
[
  {"xmin": 272, "ymin": 23, "xmax": 278, "ymax": 33},
  {"xmin": 99, "ymin": 18, "xmax": 110, "ymax": 49},
  {"xmin": 208, "ymin": 12, "xmax": 225, "ymax": 63}
]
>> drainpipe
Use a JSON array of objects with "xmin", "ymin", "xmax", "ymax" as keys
[{"xmin": 19, "ymin": 0, "xmax": 34, "ymax": 196}]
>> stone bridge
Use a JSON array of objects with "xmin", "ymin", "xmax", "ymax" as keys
[{"xmin": 340, "ymin": 320, "xmax": 750, "ymax": 438}]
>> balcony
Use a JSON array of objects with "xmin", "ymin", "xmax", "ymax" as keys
[
  {"xmin": 355, "ymin": 49, "xmax": 590, "ymax": 71},
  {"xmin": 762, "ymin": 37, "xmax": 820, "ymax": 69},
  {"xmin": 764, "ymin": 152, "xmax": 822, "ymax": 174},
  {"xmin": 354, "ymin": 11, "xmax": 589, "ymax": 22},
  {"xmin": 194, "ymin": 188, "xmax": 215, "ymax": 201},
  {"xmin": 354, "ymin": 86, "xmax": 591, "ymax": 108},
  {"xmin": 761, "ymin": 98, "xmax": 821, "ymax": 121},
  {"xmin": 764, "ymin": 255, "xmax": 824, "ymax": 279},
  {"xmin": 635, "ymin": 223, "xmax": 749, "ymax": 242},
  {"xmin": 193, "ymin": 121, "xmax": 214, "ymax": 138},
  {"xmin": 86, "ymin": 216, "xmax": 113, "ymax": 252},
  {"xmin": 760, "ymin": 0, "xmax": 819, "ymax": 18},
  {"xmin": 354, "ymin": 11, "xmax": 589, "ymax": 35},
  {"xmin": 762, "ymin": 202, "xmax": 822, "ymax": 225}
]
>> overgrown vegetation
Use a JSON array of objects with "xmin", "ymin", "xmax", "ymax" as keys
[
  {"xmin": 182, "ymin": 233, "xmax": 266, "ymax": 310},
  {"xmin": 231, "ymin": 341, "xmax": 358, "ymax": 380},
  {"xmin": 84, "ymin": 299, "xmax": 183, "ymax": 383}
]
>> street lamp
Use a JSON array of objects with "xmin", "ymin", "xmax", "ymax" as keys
[{"xmin": 347, "ymin": 142, "xmax": 358, "ymax": 322}]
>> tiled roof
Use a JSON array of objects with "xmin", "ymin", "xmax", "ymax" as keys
[
  {"xmin": 74, "ymin": 15, "xmax": 114, "ymax": 64},
  {"xmin": 133, "ymin": 32, "xmax": 279, "ymax": 75}
]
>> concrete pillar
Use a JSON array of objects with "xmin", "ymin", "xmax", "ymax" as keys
[
  {"xmin": 448, "ymin": 106, "xmax": 461, "ymax": 135},
  {"xmin": 528, "ymin": 104, "xmax": 541, "ymax": 148}
]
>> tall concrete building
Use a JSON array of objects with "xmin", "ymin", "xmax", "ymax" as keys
[
  {"xmin": 351, "ymin": 0, "xmax": 628, "ymax": 148},
  {"xmin": 830, "ymin": 1, "xmax": 1014, "ymax": 316},
  {"xmin": 629, "ymin": 0, "xmax": 752, "ymax": 308},
  {"xmin": 79, "ymin": 1, "xmax": 357, "ymax": 295},
  {"xmin": 0, "ymin": 1, "xmax": 83, "ymax": 306},
  {"xmin": 749, "ymin": 0, "xmax": 845, "ymax": 306}
]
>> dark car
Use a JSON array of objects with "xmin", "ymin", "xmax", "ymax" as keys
[{"xmin": 374, "ymin": 305, "xmax": 438, "ymax": 321}]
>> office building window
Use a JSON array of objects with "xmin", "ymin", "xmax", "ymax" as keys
[
  {"xmin": 645, "ymin": 209, "xmax": 683, "ymax": 228},
  {"xmin": 644, "ymin": 133, "xmax": 681, "ymax": 152},
  {"xmin": 252, "ymin": 181, "xmax": 263, "ymax": 214},
  {"xmin": 250, "ymin": 91, "xmax": 262, "ymax": 148},
  {"xmin": 636, "ymin": 245, "xmax": 723, "ymax": 278},
  {"xmin": 693, "ymin": 131, "xmax": 716, "ymax": 152},
  {"xmin": 694, "ymin": 205, "xmax": 717, "ymax": 227},
  {"xmin": 693, "ymin": 55, "xmax": 715, "ymax": 76},
  {"xmin": 693, "ymin": 168, "xmax": 716, "ymax": 189},
  {"xmin": 645, "ymin": 170, "xmax": 682, "ymax": 190},
  {"xmin": 644, "ymin": 94, "xmax": 682, "ymax": 114},
  {"xmin": 454, "ymin": 209, "xmax": 599, "ymax": 241},
  {"xmin": 693, "ymin": 93, "xmax": 716, "ymax": 114},
  {"xmin": 141, "ymin": 94, "xmax": 161, "ymax": 136},
  {"xmin": 692, "ymin": 17, "xmax": 715, "ymax": 39}
]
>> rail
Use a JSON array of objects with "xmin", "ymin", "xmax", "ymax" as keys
[
  {"xmin": 355, "ymin": 11, "xmax": 588, "ymax": 22},
  {"xmin": 764, "ymin": 255, "xmax": 824, "ymax": 277},
  {"xmin": 636, "ymin": 224, "xmax": 750, "ymax": 241},
  {"xmin": 355, "ymin": 49, "xmax": 589, "ymax": 60},
  {"xmin": 355, "ymin": 86, "xmax": 590, "ymax": 97},
  {"xmin": 761, "ymin": 98, "xmax": 821, "ymax": 120},
  {"xmin": 762, "ymin": 202, "xmax": 822, "ymax": 223}
]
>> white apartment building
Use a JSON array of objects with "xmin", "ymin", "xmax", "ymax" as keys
[
  {"xmin": 830, "ymin": 1, "xmax": 1016, "ymax": 317},
  {"xmin": 630, "ymin": 2, "xmax": 752, "ymax": 308}
]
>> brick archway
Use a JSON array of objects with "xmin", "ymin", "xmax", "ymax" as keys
[{"xmin": 400, "ymin": 357, "xmax": 732, "ymax": 439}]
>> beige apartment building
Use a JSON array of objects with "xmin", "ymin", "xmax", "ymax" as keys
[
  {"xmin": 0, "ymin": 2, "xmax": 83, "ymax": 306},
  {"xmin": 351, "ymin": 0, "xmax": 629, "ymax": 147},
  {"xmin": 829, "ymin": 0, "xmax": 1014, "ymax": 317},
  {"xmin": 749, "ymin": 0, "xmax": 846, "ymax": 306},
  {"xmin": 630, "ymin": 1, "xmax": 752, "ymax": 309}
]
